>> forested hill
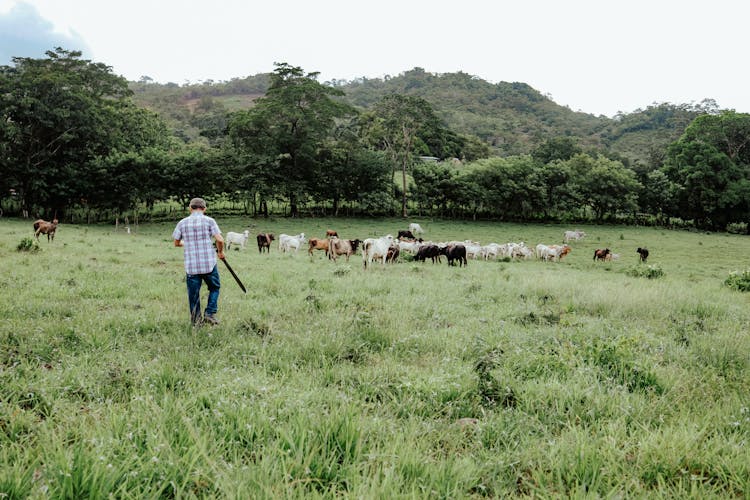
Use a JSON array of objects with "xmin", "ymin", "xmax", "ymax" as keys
[
  {"xmin": 338, "ymin": 68, "xmax": 607, "ymax": 155},
  {"xmin": 130, "ymin": 67, "xmax": 718, "ymax": 166}
]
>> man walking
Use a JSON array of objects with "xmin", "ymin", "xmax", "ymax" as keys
[{"xmin": 172, "ymin": 198, "xmax": 225, "ymax": 326}]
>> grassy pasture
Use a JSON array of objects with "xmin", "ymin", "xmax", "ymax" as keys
[{"xmin": 1, "ymin": 217, "xmax": 749, "ymax": 498}]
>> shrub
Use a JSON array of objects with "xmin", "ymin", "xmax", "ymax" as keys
[
  {"xmin": 626, "ymin": 264, "xmax": 664, "ymax": 279},
  {"xmin": 332, "ymin": 265, "xmax": 351, "ymax": 277},
  {"xmin": 726, "ymin": 222, "xmax": 748, "ymax": 235},
  {"xmin": 724, "ymin": 269, "xmax": 750, "ymax": 292},
  {"xmin": 16, "ymin": 237, "xmax": 40, "ymax": 253}
]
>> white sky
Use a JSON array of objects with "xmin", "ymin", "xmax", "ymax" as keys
[{"xmin": 1, "ymin": 0, "xmax": 748, "ymax": 117}]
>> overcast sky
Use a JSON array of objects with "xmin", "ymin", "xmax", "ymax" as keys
[{"xmin": 1, "ymin": 0, "xmax": 748, "ymax": 117}]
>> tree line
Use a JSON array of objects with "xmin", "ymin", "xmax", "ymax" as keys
[{"xmin": 2, "ymin": 49, "xmax": 749, "ymax": 230}]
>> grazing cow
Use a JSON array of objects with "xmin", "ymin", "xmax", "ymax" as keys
[
  {"xmin": 279, "ymin": 233, "xmax": 306, "ymax": 253},
  {"xmin": 362, "ymin": 235, "xmax": 395, "ymax": 269},
  {"xmin": 308, "ymin": 237, "xmax": 331, "ymax": 257},
  {"xmin": 564, "ymin": 229, "xmax": 586, "ymax": 243},
  {"xmin": 462, "ymin": 240, "xmax": 482, "ymax": 260},
  {"xmin": 386, "ymin": 243, "xmax": 400, "ymax": 263},
  {"xmin": 480, "ymin": 243, "xmax": 504, "ymax": 260},
  {"xmin": 637, "ymin": 247, "xmax": 649, "ymax": 262},
  {"xmin": 442, "ymin": 244, "xmax": 467, "ymax": 267},
  {"xmin": 397, "ymin": 230, "xmax": 416, "ymax": 241},
  {"xmin": 256, "ymin": 233, "xmax": 275, "ymax": 253},
  {"xmin": 537, "ymin": 243, "xmax": 571, "ymax": 262},
  {"xmin": 513, "ymin": 244, "xmax": 534, "ymax": 259},
  {"xmin": 536, "ymin": 243, "xmax": 553, "ymax": 261},
  {"xmin": 605, "ymin": 253, "xmax": 620, "ymax": 262},
  {"xmin": 555, "ymin": 244, "xmax": 572, "ymax": 261},
  {"xmin": 398, "ymin": 239, "xmax": 422, "ymax": 255},
  {"xmin": 415, "ymin": 244, "xmax": 442, "ymax": 264},
  {"xmin": 329, "ymin": 238, "xmax": 362, "ymax": 262},
  {"xmin": 325, "ymin": 229, "xmax": 338, "ymax": 238},
  {"xmin": 34, "ymin": 218, "xmax": 59, "ymax": 242},
  {"xmin": 593, "ymin": 248, "xmax": 611, "ymax": 261},
  {"xmin": 409, "ymin": 223, "xmax": 424, "ymax": 235},
  {"xmin": 226, "ymin": 230, "xmax": 250, "ymax": 250}
]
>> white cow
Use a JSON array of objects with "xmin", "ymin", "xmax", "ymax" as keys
[
  {"xmin": 398, "ymin": 240, "xmax": 422, "ymax": 255},
  {"xmin": 480, "ymin": 243, "xmax": 503, "ymax": 260},
  {"xmin": 564, "ymin": 229, "xmax": 586, "ymax": 243},
  {"xmin": 278, "ymin": 233, "xmax": 306, "ymax": 253},
  {"xmin": 226, "ymin": 230, "xmax": 250, "ymax": 250},
  {"xmin": 463, "ymin": 240, "xmax": 483, "ymax": 260},
  {"xmin": 512, "ymin": 243, "xmax": 534, "ymax": 259},
  {"xmin": 362, "ymin": 234, "xmax": 395, "ymax": 269},
  {"xmin": 536, "ymin": 243, "xmax": 556, "ymax": 262},
  {"xmin": 536, "ymin": 243, "xmax": 571, "ymax": 262},
  {"xmin": 408, "ymin": 223, "xmax": 424, "ymax": 235}
]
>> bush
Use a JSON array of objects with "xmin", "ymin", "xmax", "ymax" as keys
[
  {"xmin": 16, "ymin": 237, "xmax": 41, "ymax": 253},
  {"xmin": 626, "ymin": 264, "xmax": 664, "ymax": 279},
  {"xmin": 724, "ymin": 269, "xmax": 750, "ymax": 292},
  {"xmin": 726, "ymin": 222, "xmax": 748, "ymax": 235}
]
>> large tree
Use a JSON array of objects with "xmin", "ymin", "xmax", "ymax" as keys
[
  {"xmin": 662, "ymin": 111, "xmax": 750, "ymax": 227},
  {"xmin": 363, "ymin": 94, "xmax": 450, "ymax": 217},
  {"xmin": 228, "ymin": 63, "xmax": 355, "ymax": 217},
  {"xmin": 467, "ymin": 156, "xmax": 546, "ymax": 220},
  {"xmin": 313, "ymin": 118, "xmax": 391, "ymax": 216},
  {"xmin": 566, "ymin": 153, "xmax": 641, "ymax": 221},
  {"xmin": 0, "ymin": 48, "xmax": 166, "ymax": 217}
]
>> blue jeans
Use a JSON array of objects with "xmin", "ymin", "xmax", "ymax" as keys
[{"xmin": 186, "ymin": 265, "xmax": 220, "ymax": 322}]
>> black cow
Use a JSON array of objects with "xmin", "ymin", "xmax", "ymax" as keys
[
  {"xmin": 415, "ymin": 244, "xmax": 442, "ymax": 263},
  {"xmin": 257, "ymin": 233, "xmax": 275, "ymax": 253},
  {"xmin": 442, "ymin": 244, "xmax": 467, "ymax": 267},
  {"xmin": 593, "ymin": 248, "xmax": 611, "ymax": 261},
  {"xmin": 397, "ymin": 230, "xmax": 416, "ymax": 241},
  {"xmin": 636, "ymin": 247, "xmax": 649, "ymax": 262}
]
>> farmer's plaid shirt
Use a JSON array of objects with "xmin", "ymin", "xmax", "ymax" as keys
[{"xmin": 172, "ymin": 212, "xmax": 221, "ymax": 275}]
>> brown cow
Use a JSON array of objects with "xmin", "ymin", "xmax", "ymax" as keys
[
  {"xmin": 546, "ymin": 244, "xmax": 572, "ymax": 261},
  {"xmin": 256, "ymin": 233, "xmax": 274, "ymax": 253},
  {"xmin": 34, "ymin": 218, "xmax": 59, "ymax": 242},
  {"xmin": 325, "ymin": 229, "xmax": 338, "ymax": 238},
  {"xmin": 557, "ymin": 244, "xmax": 572, "ymax": 260},
  {"xmin": 328, "ymin": 238, "xmax": 361, "ymax": 262},
  {"xmin": 308, "ymin": 237, "xmax": 331, "ymax": 257},
  {"xmin": 386, "ymin": 243, "xmax": 400, "ymax": 263}
]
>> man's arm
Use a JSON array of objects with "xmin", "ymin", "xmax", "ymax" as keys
[
  {"xmin": 174, "ymin": 239, "xmax": 183, "ymax": 247},
  {"xmin": 214, "ymin": 233, "xmax": 225, "ymax": 260}
]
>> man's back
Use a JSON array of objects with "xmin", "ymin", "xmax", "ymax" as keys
[{"xmin": 173, "ymin": 212, "xmax": 221, "ymax": 274}]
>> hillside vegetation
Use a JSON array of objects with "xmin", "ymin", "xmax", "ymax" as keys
[
  {"xmin": 6, "ymin": 52, "xmax": 747, "ymax": 229},
  {"xmin": 129, "ymin": 68, "xmax": 717, "ymax": 165}
]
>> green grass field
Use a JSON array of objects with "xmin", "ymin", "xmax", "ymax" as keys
[{"xmin": 1, "ymin": 217, "xmax": 749, "ymax": 498}]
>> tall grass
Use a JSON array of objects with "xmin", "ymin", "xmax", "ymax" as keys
[{"xmin": 1, "ymin": 217, "xmax": 749, "ymax": 497}]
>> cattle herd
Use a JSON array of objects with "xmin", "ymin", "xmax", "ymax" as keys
[
  {"xmin": 219, "ymin": 223, "xmax": 650, "ymax": 269},
  {"xmin": 27, "ymin": 219, "xmax": 649, "ymax": 267}
]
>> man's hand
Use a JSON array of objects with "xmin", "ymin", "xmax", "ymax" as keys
[
  {"xmin": 174, "ymin": 239, "xmax": 183, "ymax": 247},
  {"xmin": 215, "ymin": 237, "xmax": 225, "ymax": 260}
]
